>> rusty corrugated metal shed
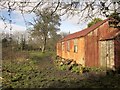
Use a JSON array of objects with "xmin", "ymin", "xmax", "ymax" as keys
[
  {"xmin": 61, "ymin": 19, "xmax": 109, "ymax": 42},
  {"xmin": 57, "ymin": 18, "xmax": 120, "ymax": 69}
]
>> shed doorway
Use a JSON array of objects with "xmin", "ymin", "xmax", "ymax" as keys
[{"xmin": 99, "ymin": 40, "xmax": 115, "ymax": 69}]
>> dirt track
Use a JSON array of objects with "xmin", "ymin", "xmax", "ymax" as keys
[{"xmin": 36, "ymin": 56, "xmax": 86, "ymax": 88}]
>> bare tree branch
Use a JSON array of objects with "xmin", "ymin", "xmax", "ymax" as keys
[
  {"xmin": 51, "ymin": 1, "xmax": 60, "ymax": 16},
  {"xmin": 30, "ymin": 1, "xmax": 42, "ymax": 13},
  {"xmin": 0, "ymin": 0, "xmax": 120, "ymax": 33}
]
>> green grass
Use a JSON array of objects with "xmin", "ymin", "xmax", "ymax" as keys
[
  {"xmin": 28, "ymin": 51, "xmax": 56, "ymax": 61},
  {"xmin": 2, "ymin": 50, "xmax": 120, "ymax": 88}
]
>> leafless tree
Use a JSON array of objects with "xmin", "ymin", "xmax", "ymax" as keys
[{"xmin": 0, "ymin": 0, "xmax": 120, "ymax": 35}]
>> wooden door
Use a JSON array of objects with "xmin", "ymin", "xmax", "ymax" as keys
[{"xmin": 99, "ymin": 40, "xmax": 114, "ymax": 69}]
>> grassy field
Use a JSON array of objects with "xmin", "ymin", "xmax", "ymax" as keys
[{"xmin": 2, "ymin": 50, "xmax": 120, "ymax": 88}]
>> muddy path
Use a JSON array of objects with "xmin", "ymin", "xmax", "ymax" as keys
[{"xmin": 35, "ymin": 56, "xmax": 99, "ymax": 88}]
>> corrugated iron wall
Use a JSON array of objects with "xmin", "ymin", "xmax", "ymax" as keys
[
  {"xmin": 114, "ymin": 37, "xmax": 120, "ymax": 68},
  {"xmin": 84, "ymin": 21, "xmax": 118, "ymax": 68},
  {"xmin": 59, "ymin": 38, "xmax": 85, "ymax": 66},
  {"xmin": 85, "ymin": 29, "xmax": 99, "ymax": 67}
]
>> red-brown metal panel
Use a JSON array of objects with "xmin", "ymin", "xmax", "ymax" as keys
[
  {"xmin": 114, "ymin": 38, "xmax": 120, "ymax": 68},
  {"xmin": 85, "ymin": 29, "xmax": 99, "ymax": 67}
]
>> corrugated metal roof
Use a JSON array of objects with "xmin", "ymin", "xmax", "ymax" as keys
[
  {"xmin": 61, "ymin": 19, "xmax": 109, "ymax": 42},
  {"xmin": 100, "ymin": 29, "xmax": 120, "ymax": 41}
]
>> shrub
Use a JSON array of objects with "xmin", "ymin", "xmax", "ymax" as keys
[
  {"xmin": 71, "ymin": 65, "xmax": 80, "ymax": 73},
  {"xmin": 59, "ymin": 65, "xmax": 67, "ymax": 70}
]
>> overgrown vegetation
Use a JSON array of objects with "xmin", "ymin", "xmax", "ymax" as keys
[
  {"xmin": 1, "ymin": 0, "xmax": 120, "ymax": 88},
  {"xmin": 57, "ymin": 60, "xmax": 106, "ymax": 75},
  {"xmin": 71, "ymin": 65, "xmax": 81, "ymax": 74},
  {"xmin": 2, "ymin": 49, "xmax": 120, "ymax": 88},
  {"xmin": 2, "ymin": 49, "xmax": 55, "ymax": 88}
]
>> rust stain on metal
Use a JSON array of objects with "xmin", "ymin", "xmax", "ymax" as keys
[
  {"xmin": 114, "ymin": 37, "xmax": 120, "ymax": 68},
  {"xmin": 57, "ymin": 19, "xmax": 120, "ymax": 69}
]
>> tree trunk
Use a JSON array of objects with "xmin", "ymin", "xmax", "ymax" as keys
[
  {"xmin": 42, "ymin": 45, "xmax": 45, "ymax": 53},
  {"xmin": 42, "ymin": 36, "xmax": 47, "ymax": 53}
]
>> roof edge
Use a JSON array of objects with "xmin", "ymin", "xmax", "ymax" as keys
[{"xmin": 60, "ymin": 18, "xmax": 109, "ymax": 42}]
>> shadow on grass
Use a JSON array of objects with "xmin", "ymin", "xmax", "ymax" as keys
[{"xmin": 47, "ymin": 73, "xmax": 120, "ymax": 88}]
